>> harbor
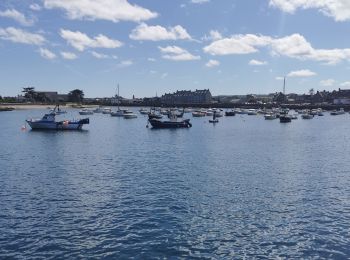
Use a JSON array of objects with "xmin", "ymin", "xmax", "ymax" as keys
[{"xmin": 1, "ymin": 107, "xmax": 350, "ymax": 258}]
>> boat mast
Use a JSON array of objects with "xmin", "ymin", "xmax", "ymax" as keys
[
  {"xmin": 283, "ymin": 76, "xmax": 286, "ymax": 95},
  {"xmin": 117, "ymin": 84, "xmax": 120, "ymax": 110}
]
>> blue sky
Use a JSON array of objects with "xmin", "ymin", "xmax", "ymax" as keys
[{"xmin": 1, "ymin": 0, "xmax": 350, "ymax": 98}]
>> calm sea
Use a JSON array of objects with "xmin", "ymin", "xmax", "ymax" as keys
[{"xmin": 1, "ymin": 108, "xmax": 350, "ymax": 259}]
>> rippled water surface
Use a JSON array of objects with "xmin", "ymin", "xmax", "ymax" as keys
[{"xmin": 1, "ymin": 108, "xmax": 350, "ymax": 259}]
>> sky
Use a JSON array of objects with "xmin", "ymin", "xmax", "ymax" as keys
[{"xmin": 1, "ymin": 0, "xmax": 350, "ymax": 98}]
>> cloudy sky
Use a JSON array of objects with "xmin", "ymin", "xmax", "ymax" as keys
[{"xmin": 1, "ymin": 0, "xmax": 350, "ymax": 98}]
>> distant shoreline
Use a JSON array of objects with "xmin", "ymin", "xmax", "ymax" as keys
[{"xmin": 2, "ymin": 103, "xmax": 350, "ymax": 111}]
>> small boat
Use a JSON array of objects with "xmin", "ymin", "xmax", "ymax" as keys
[
  {"xmin": 102, "ymin": 108, "xmax": 112, "ymax": 114},
  {"xmin": 26, "ymin": 106, "xmax": 89, "ymax": 130},
  {"xmin": 79, "ymin": 108, "xmax": 93, "ymax": 115},
  {"xmin": 50, "ymin": 105, "xmax": 67, "ymax": 115},
  {"xmin": 301, "ymin": 113, "xmax": 314, "ymax": 119},
  {"xmin": 279, "ymin": 115, "xmax": 291, "ymax": 123},
  {"xmin": 123, "ymin": 111, "xmax": 137, "ymax": 119},
  {"xmin": 264, "ymin": 113, "xmax": 277, "ymax": 120},
  {"xmin": 247, "ymin": 109, "xmax": 258, "ymax": 115},
  {"xmin": 225, "ymin": 110, "xmax": 236, "ymax": 116},
  {"xmin": 330, "ymin": 108, "xmax": 345, "ymax": 115},
  {"xmin": 209, "ymin": 111, "xmax": 219, "ymax": 123},
  {"xmin": 192, "ymin": 111, "xmax": 206, "ymax": 117},
  {"xmin": 111, "ymin": 109, "xmax": 129, "ymax": 117},
  {"xmin": 148, "ymin": 112, "xmax": 192, "ymax": 128},
  {"xmin": 139, "ymin": 108, "xmax": 149, "ymax": 115},
  {"xmin": 148, "ymin": 113, "xmax": 163, "ymax": 119},
  {"xmin": 290, "ymin": 114, "xmax": 298, "ymax": 120}
]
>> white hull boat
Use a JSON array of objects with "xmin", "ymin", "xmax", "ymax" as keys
[
  {"xmin": 26, "ymin": 106, "xmax": 89, "ymax": 130},
  {"xmin": 79, "ymin": 109, "xmax": 93, "ymax": 115}
]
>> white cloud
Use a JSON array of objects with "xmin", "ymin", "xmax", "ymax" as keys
[
  {"xmin": 202, "ymin": 30, "xmax": 222, "ymax": 41},
  {"xmin": 130, "ymin": 23, "xmax": 191, "ymax": 41},
  {"xmin": 275, "ymin": 76, "xmax": 285, "ymax": 80},
  {"xmin": 191, "ymin": 0, "xmax": 210, "ymax": 4},
  {"xmin": 118, "ymin": 60, "xmax": 133, "ymax": 67},
  {"xmin": 340, "ymin": 81, "xmax": 350, "ymax": 87},
  {"xmin": 269, "ymin": 0, "xmax": 350, "ymax": 22},
  {"xmin": 203, "ymin": 34, "xmax": 272, "ymax": 55},
  {"xmin": 320, "ymin": 79, "xmax": 336, "ymax": 87},
  {"xmin": 287, "ymin": 69, "xmax": 316, "ymax": 77},
  {"xmin": 39, "ymin": 48, "xmax": 56, "ymax": 59},
  {"xmin": 0, "ymin": 27, "xmax": 45, "ymax": 45},
  {"xmin": 204, "ymin": 33, "xmax": 350, "ymax": 65},
  {"xmin": 206, "ymin": 59, "xmax": 220, "ymax": 67},
  {"xmin": 61, "ymin": 51, "xmax": 77, "ymax": 60},
  {"xmin": 159, "ymin": 45, "xmax": 200, "ymax": 61},
  {"xmin": 44, "ymin": 0, "xmax": 157, "ymax": 22},
  {"xmin": 249, "ymin": 59, "xmax": 268, "ymax": 65},
  {"xmin": 30, "ymin": 4, "xmax": 42, "ymax": 11},
  {"xmin": 60, "ymin": 29, "xmax": 122, "ymax": 51},
  {"xmin": 0, "ymin": 9, "xmax": 34, "ymax": 26},
  {"xmin": 148, "ymin": 57, "xmax": 156, "ymax": 62},
  {"xmin": 91, "ymin": 51, "xmax": 109, "ymax": 59}
]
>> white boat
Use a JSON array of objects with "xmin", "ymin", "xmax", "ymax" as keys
[
  {"xmin": 111, "ymin": 109, "xmax": 126, "ymax": 117},
  {"xmin": 26, "ymin": 106, "xmax": 89, "ymax": 130},
  {"xmin": 79, "ymin": 109, "xmax": 94, "ymax": 115},
  {"xmin": 139, "ymin": 108, "xmax": 149, "ymax": 115},
  {"xmin": 301, "ymin": 113, "xmax": 314, "ymax": 119},
  {"xmin": 184, "ymin": 108, "xmax": 193, "ymax": 113},
  {"xmin": 102, "ymin": 108, "xmax": 112, "ymax": 114},
  {"xmin": 123, "ymin": 111, "xmax": 137, "ymax": 119},
  {"xmin": 213, "ymin": 109, "xmax": 223, "ymax": 117},
  {"xmin": 192, "ymin": 111, "xmax": 206, "ymax": 117},
  {"xmin": 290, "ymin": 114, "xmax": 298, "ymax": 120},
  {"xmin": 247, "ymin": 109, "xmax": 258, "ymax": 115},
  {"xmin": 206, "ymin": 109, "xmax": 214, "ymax": 116},
  {"xmin": 264, "ymin": 113, "xmax": 277, "ymax": 120}
]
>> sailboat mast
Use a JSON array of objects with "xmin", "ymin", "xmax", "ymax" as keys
[
  {"xmin": 117, "ymin": 84, "xmax": 120, "ymax": 110},
  {"xmin": 283, "ymin": 76, "xmax": 286, "ymax": 95}
]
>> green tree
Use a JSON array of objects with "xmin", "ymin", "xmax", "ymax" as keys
[
  {"xmin": 68, "ymin": 89, "xmax": 84, "ymax": 103},
  {"xmin": 22, "ymin": 87, "xmax": 36, "ymax": 101}
]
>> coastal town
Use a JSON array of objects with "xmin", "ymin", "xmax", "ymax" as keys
[{"xmin": 2, "ymin": 87, "xmax": 350, "ymax": 110}]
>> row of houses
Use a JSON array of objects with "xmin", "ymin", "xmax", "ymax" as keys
[
  {"xmin": 161, "ymin": 89, "xmax": 212, "ymax": 105},
  {"xmin": 272, "ymin": 89, "xmax": 350, "ymax": 104}
]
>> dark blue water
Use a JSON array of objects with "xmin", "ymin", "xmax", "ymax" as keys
[{"xmin": 1, "ymin": 108, "xmax": 350, "ymax": 259}]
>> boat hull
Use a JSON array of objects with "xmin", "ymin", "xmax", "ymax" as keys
[
  {"xmin": 148, "ymin": 119, "xmax": 192, "ymax": 128},
  {"xmin": 225, "ymin": 111, "xmax": 236, "ymax": 116},
  {"xmin": 279, "ymin": 116, "xmax": 291, "ymax": 123},
  {"xmin": 26, "ymin": 118, "xmax": 89, "ymax": 130}
]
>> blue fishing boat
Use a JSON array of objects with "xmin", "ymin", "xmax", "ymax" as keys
[{"xmin": 26, "ymin": 106, "xmax": 89, "ymax": 130}]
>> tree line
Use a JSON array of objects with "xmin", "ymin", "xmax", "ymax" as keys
[{"xmin": 21, "ymin": 87, "xmax": 84, "ymax": 103}]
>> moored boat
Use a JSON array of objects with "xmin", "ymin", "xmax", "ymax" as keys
[
  {"xmin": 79, "ymin": 108, "xmax": 93, "ymax": 115},
  {"xmin": 279, "ymin": 115, "xmax": 291, "ymax": 123},
  {"xmin": 330, "ymin": 108, "xmax": 345, "ymax": 115},
  {"xmin": 225, "ymin": 110, "xmax": 236, "ymax": 116},
  {"xmin": 102, "ymin": 108, "xmax": 112, "ymax": 114},
  {"xmin": 264, "ymin": 113, "xmax": 277, "ymax": 120},
  {"xmin": 123, "ymin": 111, "xmax": 137, "ymax": 119},
  {"xmin": 26, "ymin": 106, "xmax": 89, "ymax": 130},
  {"xmin": 301, "ymin": 113, "xmax": 314, "ymax": 119}
]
